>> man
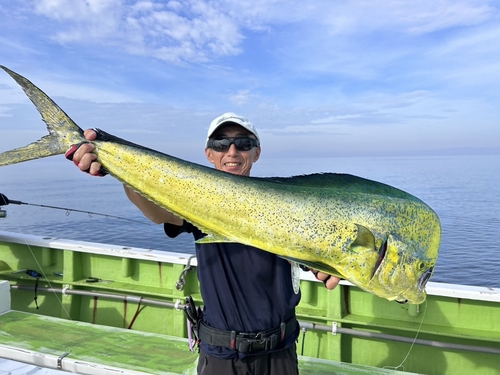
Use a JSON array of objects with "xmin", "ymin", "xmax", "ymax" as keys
[{"xmin": 68, "ymin": 113, "xmax": 340, "ymax": 375}]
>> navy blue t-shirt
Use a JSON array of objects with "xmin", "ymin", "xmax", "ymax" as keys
[{"xmin": 165, "ymin": 221, "xmax": 301, "ymax": 359}]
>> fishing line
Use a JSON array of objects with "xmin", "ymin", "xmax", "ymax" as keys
[
  {"xmin": 1, "ymin": 193, "xmax": 110, "ymax": 329},
  {"xmin": 1, "ymin": 192, "xmax": 154, "ymax": 322},
  {"xmin": 2, "ymin": 207, "xmax": 75, "ymax": 320},
  {"xmin": 383, "ymin": 300, "xmax": 428, "ymax": 372},
  {"xmin": 2, "ymin": 205, "xmax": 119, "ymax": 361},
  {"xmin": 2, "ymin": 192, "xmax": 147, "ymax": 315},
  {"xmin": 7, "ymin": 198, "xmax": 150, "ymax": 225},
  {"xmin": 1, "ymin": 194, "xmax": 157, "ymax": 349}
]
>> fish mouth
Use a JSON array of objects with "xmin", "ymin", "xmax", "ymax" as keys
[
  {"xmin": 418, "ymin": 267, "xmax": 434, "ymax": 291},
  {"xmin": 394, "ymin": 267, "xmax": 433, "ymax": 304}
]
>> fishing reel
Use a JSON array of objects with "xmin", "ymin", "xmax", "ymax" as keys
[{"xmin": 0, "ymin": 193, "xmax": 8, "ymax": 218}]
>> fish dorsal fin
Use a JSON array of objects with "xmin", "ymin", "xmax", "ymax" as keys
[
  {"xmin": 256, "ymin": 173, "xmax": 419, "ymax": 201},
  {"xmin": 351, "ymin": 224, "xmax": 376, "ymax": 253}
]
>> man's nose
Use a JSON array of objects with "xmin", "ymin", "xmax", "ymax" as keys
[{"xmin": 226, "ymin": 143, "xmax": 238, "ymax": 154}]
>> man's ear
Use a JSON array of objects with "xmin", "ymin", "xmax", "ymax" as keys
[
  {"xmin": 253, "ymin": 147, "xmax": 261, "ymax": 162},
  {"xmin": 205, "ymin": 148, "xmax": 215, "ymax": 164}
]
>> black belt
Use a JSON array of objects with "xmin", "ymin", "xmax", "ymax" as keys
[{"xmin": 198, "ymin": 317, "xmax": 297, "ymax": 353}]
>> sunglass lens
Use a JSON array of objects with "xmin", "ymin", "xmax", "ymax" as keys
[
  {"xmin": 212, "ymin": 139, "xmax": 230, "ymax": 151},
  {"xmin": 233, "ymin": 138, "xmax": 253, "ymax": 151},
  {"xmin": 210, "ymin": 137, "xmax": 257, "ymax": 152}
]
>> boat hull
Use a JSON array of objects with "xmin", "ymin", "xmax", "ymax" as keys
[{"xmin": 0, "ymin": 231, "xmax": 499, "ymax": 375}]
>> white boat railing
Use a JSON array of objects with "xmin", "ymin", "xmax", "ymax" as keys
[{"xmin": 1, "ymin": 230, "xmax": 499, "ymax": 303}]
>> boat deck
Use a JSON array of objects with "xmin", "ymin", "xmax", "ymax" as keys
[{"xmin": 0, "ymin": 310, "xmax": 415, "ymax": 375}]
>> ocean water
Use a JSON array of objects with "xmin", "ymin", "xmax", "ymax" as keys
[{"xmin": 1, "ymin": 154, "xmax": 499, "ymax": 289}]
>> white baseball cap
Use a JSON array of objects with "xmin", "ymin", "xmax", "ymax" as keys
[{"xmin": 206, "ymin": 112, "xmax": 260, "ymax": 147}]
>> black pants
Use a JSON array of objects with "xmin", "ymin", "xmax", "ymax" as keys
[{"xmin": 197, "ymin": 344, "xmax": 299, "ymax": 375}]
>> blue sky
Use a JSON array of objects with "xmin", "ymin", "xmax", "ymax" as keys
[{"xmin": 1, "ymin": 0, "xmax": 499, "ymax": 162}]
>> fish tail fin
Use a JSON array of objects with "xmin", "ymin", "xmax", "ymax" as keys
[{"xmin": 0, "ymin": 66, "xmax": 85, "ymax": 166}]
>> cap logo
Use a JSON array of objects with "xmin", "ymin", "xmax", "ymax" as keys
[{"xmin": 216, "ymin": 114, "xmax": 247, "ymax": 126}]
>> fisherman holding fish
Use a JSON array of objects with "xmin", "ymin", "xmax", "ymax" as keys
[
  {"xmin": 0, "ymin": 66, "xmax": 442, "ymax": 373},
  {"xmin": 67, "ymin": 113, "xmax": 340, "ymax": 375}
]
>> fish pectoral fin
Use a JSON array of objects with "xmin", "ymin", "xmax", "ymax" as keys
[
  {"xmin": 196, "ymin": 234, "xmax": 235, "ymax": 244},
  {"xmin": 280, "ymin": 256, "xmax": 344, "ymax": 279},
  {"xmin": 350, "ymin": 224, "xmax": 376, "ymax": 253}
]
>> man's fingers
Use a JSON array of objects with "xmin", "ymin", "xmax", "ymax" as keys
[
  {"xmin": 78, "ymin": 153, "xmax": 97, "ymax": 171},
  {"xmin": 324, "ymin": 275, "xmax": 340, "ymax": 290},
  {"xmin": 314, "ymin": 271, "xmax": 341, "ymax": 290},
  {"xmin": 83, "ymin": 128, "xmax": 98, "ymax": 141}
]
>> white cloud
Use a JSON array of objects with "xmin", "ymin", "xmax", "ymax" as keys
[
  {"xmin": 34, "ymin": 0, "xmax": 121, "ymax": 21},
  {"xmin": 316, "ymin": 1, "xmax": 495, "ymax": 36},
  {"xmin": 31, "ymin": 0, "xmax": 245, "ymax": 64},
  {"xmin": 311, "ymin": 114, "xmax": 363, "ymax": 124},
  {"xmin": 15, "ymin": 0, "xmax": 500, "ymax": 72},
  {"xmin": 228, "ymin": 90, "xmax": 259, "ymax": 105},
  {"xmin": 0, "ymin": 71, "xmax": 136, "ymax": 104},
  {"xmin": 39, "ymin": 0, "xmax": 121, "ymax": 41},
  {"xmin": 1, "ymin": 0, "xmax": 500, "ymax": 158},
  {"xmin": 402, "ymin": 2, "xmax": 493, "ymax": 35}
]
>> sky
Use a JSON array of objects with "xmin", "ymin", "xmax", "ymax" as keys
[{"xmin": 0, "ymin": 0, "xmax": 499, "ymax": 163}]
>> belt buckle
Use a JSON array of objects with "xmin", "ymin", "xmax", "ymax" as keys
[
  {"xmin": 239, "ymin": 338, "xmax": 264, "ymax": 352},
  {"xmin": 253, "ymin": 331, "xmax": 272, "ymax": 348},
  {"xmin": 254, "ymin": 331, "xmax": 266, "ymax": 342},
  {"xmin": 240, "ymin": 332, "xmax": 275, "ymax": 352}
]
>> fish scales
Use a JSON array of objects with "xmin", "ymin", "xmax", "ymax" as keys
[{"xmin": 0, "ymin": 66, "xmax": 441, "ymax": 303}]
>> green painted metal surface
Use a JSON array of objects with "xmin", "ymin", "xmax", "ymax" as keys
[
  {"xmin": 298, "ymin": 356, "xmax": 416, "ymax": 375},
  {"xmin": 0, "ymin": 310, "xmax": 414, "ymax": 374},
  {"xmin": 1, "ymin": 234, "xmax": 500, "ymax": 374},
  {"xmin": 0, "ymin": 310, "xmax": 198, "ymax": 374}
]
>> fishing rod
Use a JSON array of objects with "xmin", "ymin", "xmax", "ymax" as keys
[{"xmin": 0, "ymin": 193, "xmax": 149, "ymax": 225}]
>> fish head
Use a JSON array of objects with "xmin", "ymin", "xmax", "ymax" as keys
[{"xmin": 370, "ymin": 217, "xmax": 441, "ymax": 304}]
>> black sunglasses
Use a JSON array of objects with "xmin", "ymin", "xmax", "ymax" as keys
[{"xmin": 207, "ymin": 137, "xmax": 260, "ymax": 152}]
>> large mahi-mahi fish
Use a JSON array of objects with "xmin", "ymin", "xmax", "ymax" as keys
[{"xmin": 0, "ymin": 66, "xmax": 441, "ymax": 304}]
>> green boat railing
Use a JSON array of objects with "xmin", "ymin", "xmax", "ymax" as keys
[{"xmin": 1, "ymin": 230, "xmax": 499, "ymax": 375}]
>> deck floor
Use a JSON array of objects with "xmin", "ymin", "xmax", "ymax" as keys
[{"xmin": 0, "ymin": 310, "xmax": 414, "ymax": 374}]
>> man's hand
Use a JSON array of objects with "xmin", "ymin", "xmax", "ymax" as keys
[
  {"xmin": 308, "ymin": 268, "xmax": 341, "ymax": 290},
  {"xmin": 298, "ymin": 264, "xmax": 340, "ymax": 290},
  {"xmin": 65, "ymin": 129, "xmax": 106, "ymax": 176}
]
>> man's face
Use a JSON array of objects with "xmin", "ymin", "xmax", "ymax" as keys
[{"xmin": 205, "ymin": 124, "xmax": 261, "ymax": 176}]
